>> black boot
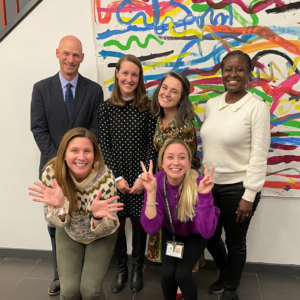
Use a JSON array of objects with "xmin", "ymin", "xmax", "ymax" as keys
[
  {"xmin": 130, "ymin": 228, "xmax": 147, "ymax": 293},
  {"xmin": 111, "ymin": 233, "xmax": 128, "ymax": 293}
]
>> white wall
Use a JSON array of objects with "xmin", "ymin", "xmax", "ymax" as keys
[{"xmin": 0, "ymin": 0, "xmax": 299, "ymax": 265}]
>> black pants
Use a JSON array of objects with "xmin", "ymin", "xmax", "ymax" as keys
[
  {"xmin": 207, "ymin": 182, "xmax": 260, "ymax": 289},
  {"xmin": 161, "ymin": 227, "xmax": 208, "ymax": 300}
]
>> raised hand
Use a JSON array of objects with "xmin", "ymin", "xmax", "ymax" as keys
[
  {"xmin": 91, "ymin": 191, "xmax": 123, "ymax": 221},
  {"xmin": 198, "ymin": 164, "xmax": 215, "ymax": 194},
  {"xmin": 28, "ymin": 179, "xmax": 65, "ymax": 208},
  {"xmin": 140, "ymin": 160, "xmax": 157, "ymax": 193}
]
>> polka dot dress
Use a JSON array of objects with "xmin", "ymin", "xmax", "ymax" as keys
[{"xmin": 98, "ymin": 99, "xmax": 157, "ymax": 219}]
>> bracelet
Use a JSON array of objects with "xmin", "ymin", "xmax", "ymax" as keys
[
  {"xmin": 146, "ymin": 202, "xmax": 158, "ymax": 206},
  {"xmin": 91, "ymin": 212, "xmax": 103, "ymax": 221}
]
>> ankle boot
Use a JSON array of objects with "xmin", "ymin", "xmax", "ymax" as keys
[
  {"xmin": 111, "ymin": 233, "xmax": 128, "ymax": 293},
  {"xmin": 130, "ymin": 228, "xmax": 147, "ymax": 293}
]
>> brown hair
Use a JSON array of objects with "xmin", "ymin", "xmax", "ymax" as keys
[
  {"xmin": 150, "ymin": 71, "xmax": 195, "ymax": 127},
  {"xmin": 43, "ymin": 128, "xmax": 105, "ymax": 213},
  {"xmin": 110, "ymin": 54, "xmax": 149, "ymax": 112},
  {"xmin": 157, "ymin": 139, "xmax": 199, "ymax": 222}
]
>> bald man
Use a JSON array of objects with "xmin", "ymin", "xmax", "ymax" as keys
[{"xmin": 30, "ymin": 36, "xmax": 103, "ymax": 296}]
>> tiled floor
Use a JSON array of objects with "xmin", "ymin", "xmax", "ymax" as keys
[{"xmin": 0, "ymin": 256, "xmax": 299, "ymax": 299}]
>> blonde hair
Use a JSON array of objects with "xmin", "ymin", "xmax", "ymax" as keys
[
  {"xmin": 43, "ymin": 128, "xmax": 105, "ymax": 213},
  {"xmin": 157, "ymin": 139, "xmax": 199, "ymax": 222}
]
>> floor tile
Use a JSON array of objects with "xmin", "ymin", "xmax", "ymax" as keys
[
  {"xmin": 4, "ymin": 278, "xmax": 51, "ymax": 300},
  {"xmin": 102, "ymin": 282, "xmax": 135, "ymax": 300},
  {"xmin": 5, "ymin": 257, "xmax": 40, "ymax": 261},
  {"xmin": 143, "ymin": 266, "xmax": 162, "ymax": 282},
  {"xmin": 258, "ymin": 273, "xmax": 300, "ymax": 297},
  {"xmin": 25, "ymin": 259, "xmax": 54, "ymax": 279},
  {"xmin": 0, "ymin": 260, "xmax": 38, "ymax": 297},
  {"xmin": 134, "ymin": 280, "xmax": 164, "ymax": 300},
  {"xmin": 262, "ymin": 295, "xmax": 300, "ymax": 300},
  {"xmin": 239, "ymin": 274, "xmax": 261, "ymax": 300},
  {"xmin": 45, "ymin": 294, "xmax": 60, "ymax": 300},
  {"xmin": 192, "ymin": 268, "xmax": 219, "ymax": 289},
  {"xmin": 197, "ymin": 288, "xmax": 218, "ymax": 299},
  {"xmin": 0, "ymin": 257, "xmax": 5, "ymax": 264}
]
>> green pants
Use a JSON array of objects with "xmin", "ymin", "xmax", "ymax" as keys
[{"xmin": 56, "ymin": 228, "xmax": 117, "ymax": 300}]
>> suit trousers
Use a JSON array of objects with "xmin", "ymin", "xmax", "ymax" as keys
[
  {"xmin": 56, "ymin": 228, "xmax": 117, "ymax": 300},
  {"xmin": 207, "ymin": 182, "xmax": 260, "ymax": 289}
]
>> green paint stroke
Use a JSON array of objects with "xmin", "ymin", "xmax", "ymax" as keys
[
  {"xmin": 281, "ymin": 120, "xmax": 300, "ymax": 130},
  {"xmin": 280, "ymin": 131, "xmax": 300, "ymax": 137},
  {"xmin": 104, "ymin": 34, "xmax": 164, "ymax": 50},
  {"xmin": 249, "ymin": 88, "xmax": 274, "ymax": 103},
  {"xmin": 191, "ymin": 4, "xmax": 258, "ymax": 27}
]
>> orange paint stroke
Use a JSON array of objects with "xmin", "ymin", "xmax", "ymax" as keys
[
  {"xmin": 242, "ymin": 40, "xmax": 300, "ymax": 55},
  {"xmin": 263, "ymin": 180, "xmax": 300, "ymax": 190},
  {"xmin": 93, "ymin": 0, "xmax": 186, "ymax": 24},
  {"xmin": 207, "ymin": 25, "xmax": 300, "ymax": 56}
]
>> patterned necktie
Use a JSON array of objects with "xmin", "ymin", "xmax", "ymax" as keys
[{"xmin": 65, "ymin": 83, "xmax": 73, "ymax": 120}]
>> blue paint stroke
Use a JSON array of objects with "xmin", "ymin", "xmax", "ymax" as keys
[
  {"xmin": 270, "ymin": 137, "xmax": 300, "ymax": 146},
  {"xmin": 271, "ymin": 113, "xmax": 300, "ymax": 126},
  {"xmin": 98, "ymin": 50, "xmax": 124, "ymax": 59}
]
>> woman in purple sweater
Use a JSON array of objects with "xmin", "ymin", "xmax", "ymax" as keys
[{"xmin": 140, "ymin": 139, "xmax": 220, "ymax": 300}]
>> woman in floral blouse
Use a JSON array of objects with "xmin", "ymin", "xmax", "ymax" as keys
[{"xmin": 150, "ymin": 70, "xmax": 203, "ymax": 299}]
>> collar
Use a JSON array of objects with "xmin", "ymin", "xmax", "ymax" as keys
[
  {"xmin": 59, "ymin": 72, "xmax": 79, "ymax": 89},
  {"xmin": 218, "ymin": 91, "xmax": 253, "ymax": 112},
  {"xmin": 158, "ymin": 116, "xmax": 176, "ymax": 132}
]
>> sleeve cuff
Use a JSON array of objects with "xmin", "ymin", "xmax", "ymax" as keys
[
  {"xmin": 242, "ymin": 189, "xmax": 256, "ymax": 202},
  {"xmin": 115, "ymin": 176, "xmax": 123, "ymax": 183}
]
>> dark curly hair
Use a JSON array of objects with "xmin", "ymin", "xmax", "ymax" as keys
[{"xmin": 221, "ymin": 50, "xmax": 253, "ymax": 73}]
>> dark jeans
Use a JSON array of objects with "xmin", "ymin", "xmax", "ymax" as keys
[
  {"xmin": 161, "ymin": 227, "xmax": 208, "ymax": 300},
  {"xmin": 207, "ymin": 182, "xmax": 260, "ymax": 289}
]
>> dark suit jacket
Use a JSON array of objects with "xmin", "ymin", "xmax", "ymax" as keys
[{"xmin": 31, "ymin": 72, "xmax": 103, "ymax": 178}]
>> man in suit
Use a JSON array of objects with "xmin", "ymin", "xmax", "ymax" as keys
[{"xmin": 31, "ymin": 35, "xmax": 103, "ymax": 296}]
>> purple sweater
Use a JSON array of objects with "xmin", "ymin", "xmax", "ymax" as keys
[{"xmin": 140, "ymin": 172, "xmax": 220, "ymax": 239}]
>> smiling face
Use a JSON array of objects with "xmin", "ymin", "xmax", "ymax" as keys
[
  {"xmin": 162, "ymin": 143, "xmax": 191, "ymax": 185},
  {"xmin": 222, "ymin": 55, "xmax": 250, "ymax": 95},
  {"xmin": 56, "ymin": 36, "xmax": 84, "ymax": 81},
  {"xmin": 116, "ymin": 60, "xmax": 140, "ymax": 98},
  {"xmin": 64, "ymin": 137, "xmax": 94, "ymax": 182},
  {"xmin": 158, "ymin": 76, "xmax": 182, "ymax": 112}
]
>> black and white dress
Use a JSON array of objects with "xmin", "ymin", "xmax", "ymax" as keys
[{"xmin": 98, "ymin": 99, "xmax": 157, "ymax": 219}]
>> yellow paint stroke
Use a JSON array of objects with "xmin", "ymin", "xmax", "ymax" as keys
[
  {"xmin": 288, "ymin": 178, "xmax": 295, "ymax": 184},
  {"xmin": 103, "ymin": 52, "xmax": 191, "ymax": 85},
  {"xmin": 295, "ymin": 104, "xmax": 300, "ymax": 110},
  {"xmin": 288, "ymin": 56, "xmax": 300, "ymax": 76},
  {"xmin": 120, "ymin": 0, "xmax": 192, "ymax": 24},
  {"xmin": 194, "ymin": 106, "xmax": 205, "ymax": 114},
  {"xmin": 252, "ymin": 72, "xmax": 278, "ymax": 80}
]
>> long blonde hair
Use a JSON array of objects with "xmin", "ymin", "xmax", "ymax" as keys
[
  {"xmin": 43, "ymin": 128, "xmax": 105, "ymax": 213},
  {"xmin": 157, "ymin": 139, "xmax": 199, "ymax": 222}
]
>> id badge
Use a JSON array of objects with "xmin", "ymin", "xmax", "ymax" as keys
[{"xmin": 166, "ymin": 240, "xmax": 184, "ymax": 259}]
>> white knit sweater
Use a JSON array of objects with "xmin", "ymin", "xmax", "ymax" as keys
[{"xmin": 201, "ymin": 92, "xmax": 270, "ymax": 202}]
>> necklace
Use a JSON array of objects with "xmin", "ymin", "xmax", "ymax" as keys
[{"xmin": 166, "ymin": 179, "xmax": 180, "ymax": 199}]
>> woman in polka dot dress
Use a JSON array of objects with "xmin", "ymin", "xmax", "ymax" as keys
[{"xmin": 98, "ymin": 54, "xmax": 157, "ymax": 294}]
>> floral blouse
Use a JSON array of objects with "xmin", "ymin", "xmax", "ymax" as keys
[{"xmin": 153, "ymin": 117, "xmax": 200, "ymax": 170}]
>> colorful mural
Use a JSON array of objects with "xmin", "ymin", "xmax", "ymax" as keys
[{"xmin": 92, "ymin": 0, "xmax": 300, "ymax": 197}]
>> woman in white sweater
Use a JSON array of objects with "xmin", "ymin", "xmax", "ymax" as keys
[
  {"xmin": 200, "ymin": 50, "xmax": 270, "ymax": 300},
  {"xmin": 29, "ymin": 128, "xmax": 123, "ymax": 300}
]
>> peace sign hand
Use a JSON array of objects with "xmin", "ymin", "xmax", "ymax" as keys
[
  {"xmin": 198, "ymin": 164, "xmax": 215, "ymax": 194},
  {"xmin": 28, "ymin": 179, "xmax": 65, "ymax": 208},
  {"xmin": 140, "ymin": 160, "xmax": 157, "ymax": 193},
  {"xmin": 91, "ymin": 191, "xmax": 123, "ymax": 221}
]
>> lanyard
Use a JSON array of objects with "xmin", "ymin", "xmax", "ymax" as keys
[{"xmin": 163, "ymin": 176, "xmax": 176, "ymax": 242}]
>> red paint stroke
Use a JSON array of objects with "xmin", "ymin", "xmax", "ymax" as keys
[
  {"xmin": 268, "ymin": 155, "xmax": 300, "ymax": 165},
  {"xmin": 190, "ymin": 78, "xmax": 223, "ymax": 85},
  {"xmin": 145, "ymin": 79, "xmax": 160, "ymax": 89},
  {"xmin": 270, "ymin": 143, "xmax": 298, "ymax": 150},
  {"xmin": 271, "ymin": 132, "xmax": 289, "ymax": 137},
  {"xmin": 94, "ymin": 0, "xmax": 186, "ymax": 24},
  {"xmin": 263, "ymin": 180, "xmax": 300, "ymax": 190},
  {"xmin": 267, "ymin": 172, "xmax": 300, "ymax": 179},
  {"xmin": 192, "ymin": 0, "xmax": 286, "ymax": 14},
  {"xmin": 183, "ymin": 64, "xmax": 221, "ymax": 76}
]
